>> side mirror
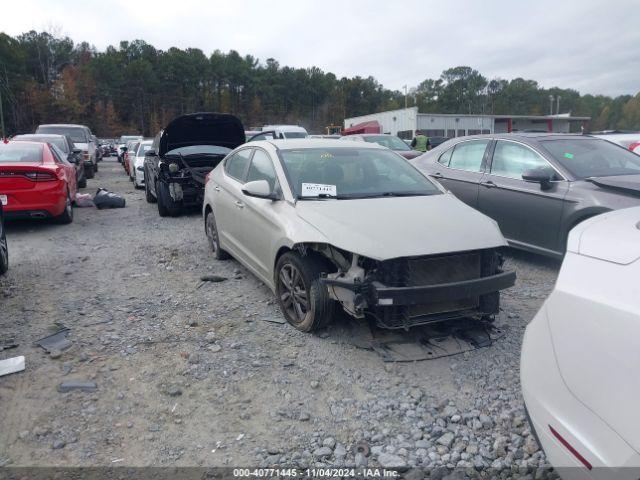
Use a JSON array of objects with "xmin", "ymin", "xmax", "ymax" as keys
[
  {"xmin": 67, "ymin": 155, "xmax": 76, "ymax": 164},
  {"xmin": 522, "ymin": 168, "xmax": 553, "ymax": 189},
  {"xmin": 241, "ymin": 180, "xmax": 279, "ymax": 200},
  {"xmin": 122, "ymin": 147, "xmax": 128, "ymax": 152},
  {"xmin": 145, "ymin": 149, "xmax": 156, "ymax": 156}
]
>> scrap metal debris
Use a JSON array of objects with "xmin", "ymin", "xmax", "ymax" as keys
[
  {"xmin": 261, "ymin": 316, "xmax": 286, "ymax": 324},
  {"xmin": 196, "ymin": 274, "xmax": 228, "ymax": 289},
  {"xmin": 0, "ymin": 339, "xmax": 18, "ymax": 352},
  {"xmin": 35, "ymin": 327, "xmax": 72, "ymax": 354},
  {"xmin": 57, "ymin": 380, "xmax": 97, "ymax": 393},
  {"xmin": 0, "ymin": 356, "xmax": 25, "ymax": 377},
  {"xmin": 323, "ymin": 316, "xmax": 506, "ymax": 362}
]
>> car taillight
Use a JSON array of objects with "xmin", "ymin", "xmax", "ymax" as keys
[
  {"xmin": 629, "ymin": 141, "xmax": 640, "ymax": 152},
  {"xmin": 23, "ymin": 171, "xmax": 57, "ymax": 181},
  {"xmin": 549, "ymin": 425, "xmax": 592, "ymax": 470}
]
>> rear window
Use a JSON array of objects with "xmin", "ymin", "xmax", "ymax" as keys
[
  {"xmin": 166, "ymin": 145, "xmax": 232, "ymax": 156},
  {"xmin": 541, "ymin": 139, "xmax": 640, "ymax": 179},
  {"xmin": 282, "ymin": 132, "xmax": 307, "ymax": 139},
  {"xmin": 37, "ymin": 126, "xmax": 87, "ymax": 143},
  {"xmin": 0, "ymin": 143, "xmax": 43, "ymax": 163},
  {"xmin": 13, "ymin": 135, "xmax": 68, "ymax": 152}
]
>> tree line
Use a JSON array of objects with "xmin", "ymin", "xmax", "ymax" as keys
[{"xmin": 0, "ymin": 31, "xmax": 638, "ymax": 137}]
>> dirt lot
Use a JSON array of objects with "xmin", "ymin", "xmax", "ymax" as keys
[{"xmin": 0, "ymin": 158, "xmax": 561, "ymax": 474}]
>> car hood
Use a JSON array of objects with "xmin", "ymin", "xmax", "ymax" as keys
[
  {"xmin": 587, "ymin": 174, "xmax": 640, "ymax": 197},
  {"xmin": 159, "ymin": 112, "xmax": 245, "ymax": 157},
  {"xmin": 294, "ymin": 193, "xmax": 507, "ymax": 260}
]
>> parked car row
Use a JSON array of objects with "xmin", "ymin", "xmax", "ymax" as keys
[{"xmin": 0, "ymin": 122, "xmax": 105, "ymax": 276}]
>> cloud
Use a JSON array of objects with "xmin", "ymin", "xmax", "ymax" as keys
[{"xmin": 1, "ymin": 0, "xmax": 638, "ymax": 96}]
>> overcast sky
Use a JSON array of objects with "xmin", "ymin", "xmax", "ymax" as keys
[{"xmin": 2, "ymin": 0, "xmax": 638, "ymax": 96}]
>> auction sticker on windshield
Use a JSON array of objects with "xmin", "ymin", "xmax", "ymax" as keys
[
  {"xmin": 301, "ymin": 183, "xmax": 337, "ymax": 197},
  {"xmin": 0, "ymin": 195, "xmax": 7, "ymax": 206}
]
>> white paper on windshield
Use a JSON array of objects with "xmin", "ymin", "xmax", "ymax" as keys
[
  {"xmin": 0, "ymin": 195, "xmax": 7, "ymax": 206},
  {"xmin": 301, "ymin": 183, "xmax": 337, "ymax": 197}
]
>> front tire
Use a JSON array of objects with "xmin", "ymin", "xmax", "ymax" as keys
[
  {"xmin": 144, "ymin": 171, "xmax": 156, "ymax": 203},
  {"xmin": 275, "ymin": 252, "xmax": 335, "ymax": 332},
  {"xmin": 156, "ymin": 180, "xmax": 182, "ymax": 217},
  {"xmin": 205, "ymin": 210, "xmax": 230, "ymax": 260}
]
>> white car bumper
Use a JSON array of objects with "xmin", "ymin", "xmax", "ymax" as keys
[{"xmin": 521, "ymin": 306, "xmax": 640, "ymax": 479}]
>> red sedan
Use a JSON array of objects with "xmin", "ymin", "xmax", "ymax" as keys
[{"xmin": 0, "ymin": 141, "xmax": 77, "ymax": 223}]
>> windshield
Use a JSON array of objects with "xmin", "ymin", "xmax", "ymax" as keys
[
  {"xmin": 136, "ymin": 142, "xmax": 153, "ymax": 156},
  {"xmin": 13, "ymin": 135, "xmax": 68, "ymax": 153},
  {"xmin": 541, "ymin": 139, "xmax": 640, "ymax": 179},
  {"xmin": 37, "ymin": 126, "xmax": 87, "ymax": 143},
  {"xmin": 283, "ymin": 132, "xmax": 307, "ymax": 139},
  {"xmin": 279, "ymin": 147, "xmax": 441, "ymax": 199},
  {"xmin": 0, "ymin": 143, "xmax": 43, "ymax": 163},
  {"xmin": 120, "ymin": 135, "xmax": 143, "ymax": 143},
  {"xmin": 363, "ymin": 135, "xmax": 410, "ymax": 151},
  {"xmin": 165, "ymin": 145, "xmax": 232, "ymax": 156}
]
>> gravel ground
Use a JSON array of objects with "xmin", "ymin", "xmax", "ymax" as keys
[{"xmin": 0, "ymin": 158, "xmax": 561, "ymax": 476}]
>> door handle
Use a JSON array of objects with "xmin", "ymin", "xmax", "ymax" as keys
[
  {"xmin": 234, "ymin": 201, "xmax": 244, "ymax": 209},
  {"xmin": 214, "ymin": 186, "xmax": 220, "ymax": 192},
  {"xmin": 432, "ymin": 172, "xmax": 443, "ymax": 178},
  {"xmin": 481, "ymin": 180, "xmax": 496, "ymax": 188}
]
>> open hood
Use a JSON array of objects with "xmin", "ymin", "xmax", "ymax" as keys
[
  {"xmin": 586, "ymin": 174, "xmax": 640, "ymax": 197},
  {"xmin": 159, "ymin": 112, "xmax": 245, "ymax": 157}
]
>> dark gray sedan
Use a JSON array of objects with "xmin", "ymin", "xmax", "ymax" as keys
[{"xmin": 412, "ymin": 133, "xmax": 640, "ymax": 258}]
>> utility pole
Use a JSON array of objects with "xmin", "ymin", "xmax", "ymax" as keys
[
  {"xmin": 403, "ymin": 85, "xmax": 408, "ymax": 109},
  {"xmin": 548, "ymin": 95, "xmax": 554, "ymax": 116},
  {"xmin": 556, "ymin": 95, "xmax": 561, "ymax": 115}
]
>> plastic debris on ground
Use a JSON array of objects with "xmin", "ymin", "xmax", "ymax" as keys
[
  {"xmin": 0, "ymin": 356, "xmax": 25, "ymax": 377},
  {"xmin": 74, "ymin": 193, "xmax": 95, "ymax": 208},
  {"xmin": 323, "ymin": 315, "xmax": 506, "ymax": 362},
  {"xmin": 93, "ymin": 188, "xmax": 126, "ymax": 209},
  {"xmin": 34, "ymin": 327, "xmax": 72, "ymax": 353}
]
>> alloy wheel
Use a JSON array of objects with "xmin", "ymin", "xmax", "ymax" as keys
[{"xmin": 278, "ymin": 263, "xmax": 309, "ymax": 323}]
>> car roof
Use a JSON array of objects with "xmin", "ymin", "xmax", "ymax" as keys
[
  {"xmin": 38, "ymin": 124, "xmax": 88, "ymax": 129},
  {"xmin": 445, "ymin": 132, "xmax": 590, "ymax": 143},
  {"xmin": 15, "ymin": 133, "xmax": 67, "ymax": 139},
  {"xmin": 4, "ymin": 140, "xmax": 46, "ymax": 148},
  {"xmin": 252, "ymin": 139, "xmax": 386, "ymax": 150}
]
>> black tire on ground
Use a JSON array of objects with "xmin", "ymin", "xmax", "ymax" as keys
[
  {"xmin": 94, "ymin": 161, "xmax": 98, "ymax": 172},
  {"xmin": 56, "ymin": 192, "xmax": 73, "ymax": 224},
  {"xmin": 0, "ymin": 215, "xmax": 8, "ymax": 275},
  {"xmin": 156, "ymin": 180, "xmax": 182, "ymax": 217},
  {"xmin": 205, "ymin": 209, "xmax": 230, "ymax": 260},
  {"xmin": 78, "ymin": 175, "xmax": 87, "ymax": 189},
  {"xmin": 145, "ymin": 172, "xmax": 156, "ymax": 203},
  {"xmin": 85, "ymin": 164, "xmax": 95, "ymax": 179},
  {"xmin": 275, "ymin": 252, "xmax": 335, "ymax": 332}
]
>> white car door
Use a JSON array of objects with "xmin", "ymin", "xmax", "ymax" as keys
[
  {"xmin": 236, "ymin": 148, "xmax": 285, "ymax": 281},
  {"xmin": 215, "ymin": 148, "xmax": 253, "ymax": 262}
]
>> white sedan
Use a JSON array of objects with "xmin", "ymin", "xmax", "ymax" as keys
[
  {"xmin": 521, "ymin": 207, "xmax": 640, "ymax": 478},
  {"xmin": 131, "ymin": 140, "xmax": 152, "ymax": 188},
  {"xmin": 202, "ymin": 139, "xmax": 515, "ymax": 332}
]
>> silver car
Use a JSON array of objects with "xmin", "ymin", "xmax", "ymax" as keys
[{"xmin": 203, "ymin": 139, "xmax": 515, "ymax": 332}]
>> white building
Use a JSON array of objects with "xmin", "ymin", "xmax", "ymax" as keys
[{"xmin": 343, "ymin": 107, "xmax": 590, "ymax": 139}]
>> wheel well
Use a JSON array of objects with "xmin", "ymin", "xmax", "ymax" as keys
[{"xmin": 274, "ymin": 243, "xmax": 340, "ymax": 277}]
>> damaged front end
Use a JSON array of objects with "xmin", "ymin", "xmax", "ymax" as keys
[
  {"xmin": 159, "ymin": 154, "xmax": 224, "ymax": 206},
  {"xmin": 319, "ymin": 246, "xmax": 515, "ymax": 330}
]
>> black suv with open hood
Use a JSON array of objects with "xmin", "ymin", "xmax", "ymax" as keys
[{"xmin": 144, "ymin": 113, "xmax": 245, "ymax": 217}]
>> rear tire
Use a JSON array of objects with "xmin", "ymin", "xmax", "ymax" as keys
[
  {"xmin": 157, "ymin": 180, "xmax": 182, "ymax": 217},
  {"xmin": 0, "ymin": 214, "xmax": 8, "ymax": 275},
  {"xmin": 85, "ymin": 164, "xmax": 95, "ymax": 179},
  {"xmin": 78, "ymin": 176, "xmax": 87, "ymax": 189},
  {"xmin": 275, "ymin": 252, "xmax": 335, "ymax": 332},
  {"xmin": 56, "ymin": 192, "xmax": 74, "ymax": 224},
  {"xmin": 205, "ymin": 209, "xmax": 230, "ymax": 260}
]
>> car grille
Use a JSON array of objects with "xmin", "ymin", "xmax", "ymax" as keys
[{"xmin": 374, "ymin": 250, "xmax": 496, "ymax": 329}]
